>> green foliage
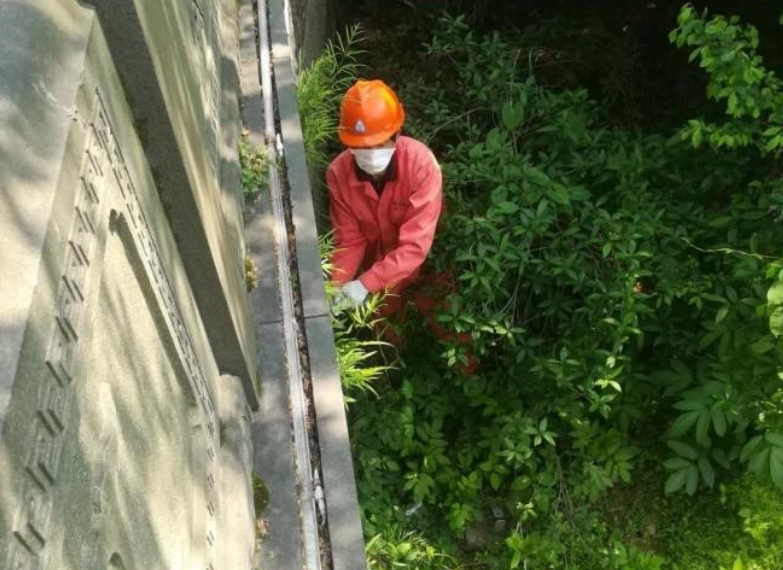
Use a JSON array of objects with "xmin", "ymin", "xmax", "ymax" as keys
[
  {"xmin": 244, "ymin": 257, "xmax": 258, "ymax": 292},
  {"xmin": 366, "ymin": 527, "xmax": 460, "ymax": 570},
  {"xmin": 665, "ymin": 476, "xmax": 783, "ymax": 570},
  {"xmin": 252, "ymin": 472, "xmax": 270, "ymax": 514},
  {"xmin": 298, "ymin": 2, "xmax": 783, "ymax": 570},
  {"xmin": 297, "ymin": 25, "xmax": 365, "ymax": 170},
  {"xmin": 670, "ymin": 6, "xmax": 783, "ymax": 152},
  {"xmin": 325, "ymin": 5, "xmax": 783, "ymax": 569},
  {"xmin": 238, "ymin": 133, "xmax": 270, "ymax": 199},
  {"xmin": 321, "ymin": 235, "xmax": 391, "ymax": 405}
]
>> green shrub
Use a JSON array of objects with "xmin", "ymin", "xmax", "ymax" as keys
[
  {"xmin": 366, "ymin": 527, "xmax": 460, "ymax": 570},
  {"xmin": 341, "ymin": 6, "xmax": 783, "ymax": 569}
]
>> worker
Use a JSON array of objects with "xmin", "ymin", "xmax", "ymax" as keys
[{"xmin": 328, "ymin": 79, "xmax": 443, "ymax": 316}]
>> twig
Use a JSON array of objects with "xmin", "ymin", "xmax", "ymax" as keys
[{"xmin": 682, "ymin": 237, "xmax": 781, "ymax": 261}]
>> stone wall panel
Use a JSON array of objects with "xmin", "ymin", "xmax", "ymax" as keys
[{"xmin": 0, "ymin": 1, "xmax": 252, "ymax": 567}]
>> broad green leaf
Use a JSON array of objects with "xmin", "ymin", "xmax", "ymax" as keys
[
  {"xmin": 551, "ymin": 184, "xmax": 571, "ymax": 206},
  {"xmin": 750, "ymin": 335, "xmax": 776, "ymax": 354},
  {"xmin": 670, "ymin": 410, "xmax": 700, "ymax": 437},
  {"xmin": 770, "ymin": 307, "xmax": 783, "ymax": 338},
  {"xmin": 748, "ymin": 447, "xmax": 770, "ymax": 478},
  {"xmin": 668, "ymin": 440, "xmax": 698, "ymax": 460},
  {"xmin": 686, "ymin": 465, "xmax": 699, "ymax": 495},
  {"xmin": 673, "ymin": 399, "xmax": 706, "ymax": 412},
  {"xmin": 665, "ymin": 468, "xmax": 687, "ymax": 494},
  {"xmin": 671, "ymin": 359, "xmax": 692, "ymax": 381},
  {"xmin": 771, "ymin": 449, "xmax": 783, "ymax": 490},
  {"xmin": 768, "ymin": 282, "xmax": 783, "ymax": 306},
  {"xmin": 696, "ymin": 411, "xmax": 711, "ymax": 446},
  {"xmin": 765, "ymin": 432, "xmax": 783, "ymax": 448},
  {"xmin": 741, "ymin": 435, "xmax": 763, "ymax": 462},
  {"xmin": 501, "ymin": 101, "xmax": 524, "ymax": 131},
  {"xmin": 711, "ymin": 408, "xmax": 727, "ymax": 437},
  {"xmin": 712, "ymin": 448, "xmax": 731, "ymax": 470},
  {"xmin": 664, "ymin": 457, "xmax": 692, "ymax": 470},
  {"xmin": 708, "ymin": 215, "xmax": 733, "ymax": 228},
  {"xmin": 698, "ymin": 456, "xmax": 715, "ymax": 488},
  {"xmin": 570, "ymin": 186, "xmax": 591, "ymax": 201}
]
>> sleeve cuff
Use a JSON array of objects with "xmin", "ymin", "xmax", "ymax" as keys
[{"xmin": 358, "ymin": 272, "xmax": 385, "ymax": 293}]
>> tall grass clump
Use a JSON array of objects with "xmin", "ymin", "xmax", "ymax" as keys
[
  {"xmin": 297, "ymin": 24, "xmax": 365, "ymax": 172},
  {"xmin": 320, "ymin": 234, "xmax": 391, "ymax": 405}
]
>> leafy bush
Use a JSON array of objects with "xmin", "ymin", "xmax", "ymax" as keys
[{"xmin": 338, "ymin": 5, "xmax": 783, "ymax": 569}]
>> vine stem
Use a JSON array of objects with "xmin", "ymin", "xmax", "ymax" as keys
[{"xmin": 682, "ymin": 237, "xmax": 782, "ymax": 261}]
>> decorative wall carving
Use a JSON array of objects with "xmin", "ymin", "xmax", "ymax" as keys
[{"xmin": 6, "ymin": 90, "xmax": 218, "ymax": 570}]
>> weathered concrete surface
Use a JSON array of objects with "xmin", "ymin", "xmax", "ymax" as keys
[
  {"xmin": 0, "ymin": 0, "xmax": 93, "ymax": 440},
  {"xmin": 305, "ymin": 315, "xmax": 367, "ymax": 570},
  {"xmin": 85, "ymin": 0, "xmax": 260, "ymax": 407},
  {"xmin": 219, "ymin": 0, "xmax": 250, "ymax": 283},
  {"xmin": 0, "ymin": 1, "xmax": 252, "ymax": 568},
  {"xmin": 270, "ymin": 0, "xmax": 330, "ymax": 320},
  {"xmin": 239, "ymin": 2, "xmax": 304, "ymax": 568},
  {"xmin": 288, "ymin": 0, "xmax": 337, "ymax": 70},
  {"xmin": 217, "ymin": 375, "xmax": 256, "ymax": 570},
  {"xmin": 250, "ymin": 323, "xmax": 304, "ymax": 570}
]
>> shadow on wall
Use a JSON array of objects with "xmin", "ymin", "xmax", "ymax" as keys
[
  {"xmin": 0, "ymin": 1, "xmax": 84, "ymax": 258},
  {"xmin": 0, "ymin": 3, "xmax": 216, "ymax": 569},
  {"xmin": 0, "ymin": 0, "xmax": 88, "ymax": 460},
  {"xmin": 109, "ymin": 552, "xmax": 127, "ymax": 569}
]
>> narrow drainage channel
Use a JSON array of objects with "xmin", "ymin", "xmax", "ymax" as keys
[{"xmin": 255, "ymin": 0, "xmax": 332, "ymax": 568}]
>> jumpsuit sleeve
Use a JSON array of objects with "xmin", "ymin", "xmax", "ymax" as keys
[
  {"xmin": 358, "ymin": 154, "xmax": 443, "ymax": 293},
  {"xmin": 327, "ymin": 166, "xmax": 367, "ymax": 285}
]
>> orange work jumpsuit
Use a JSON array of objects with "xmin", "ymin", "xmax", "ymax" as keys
[{"xmin": 327, "ymin": 136, "xmax": 443, "ymax": 313}]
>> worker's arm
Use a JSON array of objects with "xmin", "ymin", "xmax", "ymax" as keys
[
  {"xmin": 359, "ymin": 155, "xmax": 443, "ymax": 293},
  {"xmin": 328, "ymin": 166, "xmax": 367, "ymax": 285}
]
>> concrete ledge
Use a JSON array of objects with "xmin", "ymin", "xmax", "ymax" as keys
[
  {"xmin": 269, "ymin": 0, "xmax": 330, "ymax": 321},
  {"xmin": 268, "ymin": 0, "xmax": 368, "ymax": 568},
  {"xmin": 244, "ymin": 1, "xmax": 368, "ymax": 569},
  {"xmin": 239, "ymin": 2, "xmax": 304, "ymax": 569},
  {"xmin": 305, "ymin": 315, "xmax": 367, "ymax": 570}
]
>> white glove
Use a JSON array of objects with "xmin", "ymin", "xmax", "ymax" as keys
[
  {"xmin": 341, "ymin": 280, "xmax": 369, "ymax": 308},
  {"xmin": 329, "ymin": 289, "xmax": 349, "ymax": 315}
]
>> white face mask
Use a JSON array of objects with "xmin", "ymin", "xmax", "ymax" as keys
[{"xmin": 351, "ymin": 147, "xmax": 396, "ymax": 175}]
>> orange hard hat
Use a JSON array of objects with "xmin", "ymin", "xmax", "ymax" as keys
[{"xmin": 339, "ymin": 79, "xmax": 406, "ymax": 147}]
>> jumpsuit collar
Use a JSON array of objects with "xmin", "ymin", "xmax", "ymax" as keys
[{"xmin": 353, "ymin": 153, "xmax": 398, "ymax": 196}]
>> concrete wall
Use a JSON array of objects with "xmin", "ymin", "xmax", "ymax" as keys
[
  {"xmin": 0, "ymin": 0, "xmax": 255, "ymax": 568},
  {"xmin": 288, "ymin": 0, "xmax": 338, "ymax": 70}
]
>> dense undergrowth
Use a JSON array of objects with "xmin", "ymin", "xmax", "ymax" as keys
[{"xmin": 299, "ymin": 3, "xmax": 783, "ymax": 569}]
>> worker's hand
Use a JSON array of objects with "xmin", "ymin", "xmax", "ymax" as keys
[
  {"xmin": 329, "ymin": 280, "xmax": 369, "ymax": 316},
  {"xmin": 329, "ymin": 289, "xmax": 349, "ymax": 315},
  {"xmin": 342, "ymin": 280, "xmax": 369, "ymax": 308}
]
